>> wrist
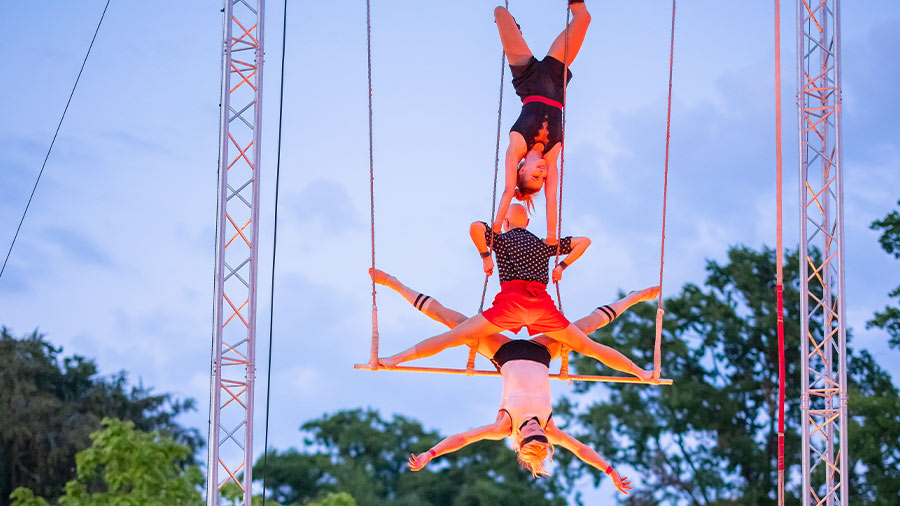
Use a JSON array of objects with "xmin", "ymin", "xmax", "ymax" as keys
[
  {"xmin": 428, "ymin": 449, "xmax": 436, "ymax": 459},
  {"xmin": 559, "ymin": 260, "xmax": 568, "ymax": 270},
  {"xmin": 480, "ymin": 251, "xmax": 491, "ymax": 258},
  {"xmin": 605, "ymin": 465, "xmax": 613, "ymax": 475}
]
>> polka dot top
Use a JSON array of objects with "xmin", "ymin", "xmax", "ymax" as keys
[{"xmin": 482, "ymin": 223, "xmax": 573, "ymax": 284}]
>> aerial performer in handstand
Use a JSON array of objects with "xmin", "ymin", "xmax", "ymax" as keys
[
  {"xmin": 493, "ymin": 0, "xmax": 591, "ymax": 243},
  {"xmin": 369, "ymin": 266, "xmax": 655, "ymax": 491},
  {"xmin": 379, "ymin": 204, "xmax": 654, "ymax": 382}
]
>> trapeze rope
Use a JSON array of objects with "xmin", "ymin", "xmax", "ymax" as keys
[
  {"xmin": 773, "ymin": 0, "xmax": 786, "ymax": 503},
  {"xmin": 554, "ymin": 4, "xmax": 573, "ymax": 379},
  {"xmin": 478, "ymin": 0, "xmax": 510, "ymax": 317},
  {"xmin": 470, "ymin": 0, "xmax": 511, "ymax": 376},
  {"xmin": 260, "ymin": 0, "xmax": 290, "ymax": 502},
  {"xmin": 653, "ymin": 0, "xmax": 677, "ymax": 378},
  {"xmin": 367, "ymin": 0, "xmax": 380, "ymax": 370},
  {"xmin": 0, "ymin": 0, "xmax": 112, "ymax": 281}
]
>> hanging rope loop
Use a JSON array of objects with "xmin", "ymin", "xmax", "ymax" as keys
[
  {"xmin": 653, "ymin": 0, "xmax": 677, "ymax": 378},
  {"xmin": 366, "ymin": 0, "xmax": 380, "ymax": 370}
]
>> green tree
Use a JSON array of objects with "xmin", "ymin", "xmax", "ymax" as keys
[
  {"xmin": 253, "ymin": 408, "xmax": 566, "ymax": 506},
  {"xmin": 0, "ymin": 328, "xmax": 201, "ymax": 505},
  {"xmin": 309, "ymin": 492, "xmax": 357, "ymax": 506},
  {"xmin": 556, "ymin": 246, "xmax": 900, "ymax": 505},
  {"xmin": 868, "ymin": 200, "xmax": 900, "ymax": 349},
  {"xmin": 10, "ymin": 418, "xmax": 203, "ymax": 506}
]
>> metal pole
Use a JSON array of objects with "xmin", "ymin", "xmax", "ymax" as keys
[
  {"xmin": 833, "ymin": 1, "xmax": 850, "ymax": 503},
  {"xmin": 798, "ymin": 1, "xmax": 848, "ymax": 504},
  {"xmin": 797, "ymin": 1, "xmax": 811, "ymax": 503},
  {"xmin": 207, "ymin": 0, "xmax": 265, "ymax": 504}
]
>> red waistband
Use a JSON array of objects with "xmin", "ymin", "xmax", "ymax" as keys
[
  {"xmin": 500, "ymin": 280, "xmax": 548, "ymax": 296},
  {"xmin": 523, "ymin": 95, "xmax": 564, "ymax": 109}
]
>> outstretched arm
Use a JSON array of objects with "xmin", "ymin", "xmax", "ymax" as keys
[
  {"xmin": 550, "ymin": 236, "xmax": 590, "ymax": 282},
  {"xmin": 470, "ymin": 221, "xmax": 495, "ymax": 276},
  {"xmin": 543, "ymin": 146, "xmax": 561, "ymax": 244},
  {"xmin": 408, "ymin": 413, "xmax": 511, "ymax": 471},
  {"xmin": 546, "ymin": 419, "xmax": 632, "ymax": 495}
]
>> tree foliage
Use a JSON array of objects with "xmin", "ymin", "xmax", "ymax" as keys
[
  {"xmin": 0, "ymin": 328, "xmax": 202, "ymax": 505},
  {"xmin": 10, "ymin": 418, "xmax": 203, "ymax": 506},
  {"xmin": 253, "ymin": 408, "xmax": 566, "ymax": 506},
  {"xmin": 868, "ymin": 200, "xmax": 900, "ymax": 348},
  {"xmin": 556, "ymin": 246, "xmax": 900, "ymax": 505}
]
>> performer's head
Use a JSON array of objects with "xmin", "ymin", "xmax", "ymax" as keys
[
  {"xmin": 515, "ymin": 150, "xmax": 547, "ymax": 210},
  {"xmin": 516, "ymin": 417, "xmax": 554, "ymax": 478},
  {"xmin": 503, "ymin": 204, "xmax": 530, "ymax": 232}
]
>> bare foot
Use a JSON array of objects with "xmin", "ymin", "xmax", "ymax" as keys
[
  {"xmin": 635, "ymin": 368, "xmax": 654, "ymax": 382},
  {"xmin": 630, "ymin": 286, "xmax": 660, "ymax": 303},
  {"xmin": 379, "ymin": 356, "xmax": 402, "ymax": 368},
  {"xmin": 369, "ymin": 268, "xmax": 394, "ymax": 288}
]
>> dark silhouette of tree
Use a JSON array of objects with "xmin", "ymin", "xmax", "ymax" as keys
[
  {"xmin": 554, "ymin": 246, "xmax": 900, "ymax": 505},
  {"xmin": 253, "ymin": 408, "xmax": 567, "ymax": 506},
  {"xmin": 0, "ymin": 328, "xmax": 201, "ymax": 505},
  {"xmin": 868, "ymin": 200, "xmax": 900, "ymax": 349}
]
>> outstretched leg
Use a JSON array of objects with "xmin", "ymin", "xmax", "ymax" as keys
[
  {"xmin": 380, "ymin": 314, "xmax": 504, "ymax": 368},
  {"xmin": 494, "ymin": 6, "xmax": 533, "ymax": 66},
  {"xmin": 546, "ymin": 2, "xmax": 591, "ymax": 65},
  {"xmin": 571, "ymin": 286, "xmax": 660, "ymax": 335},
  {"xmin": 533, "ymin": 286, "xmax": 660, "ymax": 360},
  {"xmin": 544, "ymin": 324, "xmax": 652, "ymax": 380},
  {"xmin": 370, "ymin": 268, "xmax": 468, "ymax": 328}
]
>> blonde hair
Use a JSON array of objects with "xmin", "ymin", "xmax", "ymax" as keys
[
  {"xmin": 515, "ymin": 161, "xmax": 542, "ymax": 214},
  {"xmin": 517, "ymin": 439, "xmax": 555, "ymax": 478}
]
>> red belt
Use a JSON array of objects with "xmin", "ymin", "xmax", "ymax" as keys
[
  {"xmin": 523, "ymin": 95, "xmax": 564, "ymax": 109},
  {"xmin": 501, "ymin": 280, "xmax": 548, "ymax": 297}
]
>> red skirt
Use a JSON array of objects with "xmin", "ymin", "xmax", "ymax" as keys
[{"xmin": 482, "ymin": 280, "xmax": 570, "ymax": 335}]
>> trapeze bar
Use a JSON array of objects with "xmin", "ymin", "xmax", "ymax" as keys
[{"xmin": 354, "ymin": 364, "xmax": 673, "ymax": 385}]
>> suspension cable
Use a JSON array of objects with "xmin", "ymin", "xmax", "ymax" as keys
[
  {"xmin": 0, "ymin": 0, "xmax": 112, "ymax": 281},
  {"xmin": 478, "ymin": 0, "xmax": 510, "ymax": 316},
  {"xmin": 653, "ymin": 0, "xmax": 677, "ymax": 378},
  {"xmin": 555, "ymin": 4, "xmax": 572, "ymax": 378},
  {"xmin": 774, "ymin": 0, "xmax": 786, "ymax": 503},
  {"xmin": 260, "ymin": 0, "xmax": 290, "ymax": 502},
  {"xmin": 366, "ymin": 0, "xmax": 379, "ymax": 369}
]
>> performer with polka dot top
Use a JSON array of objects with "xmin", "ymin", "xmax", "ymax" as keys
[{"xmin": 379, "ymin": 203, "xmax": 655, "ymax": 383}]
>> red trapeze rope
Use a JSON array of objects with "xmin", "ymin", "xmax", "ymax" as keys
[
  {"xmin": 367, "ymin": 0, "xmax": 379, "ymax": 369},
  {"xmin": 774, "ymin": 0, "xmax": 786, "ymax": 503},
  {"xmin": 653, "ymin": 0, "xmax": 677, "ymax": 378}
]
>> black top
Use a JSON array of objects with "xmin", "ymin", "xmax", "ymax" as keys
[
  {"xmin": 510, "ymin": 56, "xmax": 573, "ymax": 103},
  {"xmin": 482, "ymin": 223, "xmax": 573, "ymax": 284},
  {"xmin": 491, "ymin": 339, "xmax": 552, "ymax": 371}
]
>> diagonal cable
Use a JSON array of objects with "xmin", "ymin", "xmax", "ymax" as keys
[
  {"xmin": 261, "ymin": 0, "xmax": 289, "ymax": 503},
  {"xmin": 0, "ymin": 0, "xmax": 112, "ymax": 280}
]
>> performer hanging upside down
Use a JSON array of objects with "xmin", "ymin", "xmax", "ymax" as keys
[
  {"xmin": 368, "ymin": 267, "xmax": 656, "ymax": 490},
  {"xmin": 379, "ymin": 204, "xmax": 654, "ymax": 383},
  {"xmin": 493, "ymin": 0, "xmax": 591, "ymax": 243}
]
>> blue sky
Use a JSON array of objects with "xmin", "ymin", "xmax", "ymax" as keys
[{"xmin": 2, "ymin": 0, "xmax": 899, "ymax": 501}]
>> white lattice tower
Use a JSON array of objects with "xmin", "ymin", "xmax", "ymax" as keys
[
  {"xmin": 207, "ymin": 1, "xmax": 265, "ymax": 504},
  {"xmin": 797, "ymin": 0, "xmax": 849, "ymax": 505}
]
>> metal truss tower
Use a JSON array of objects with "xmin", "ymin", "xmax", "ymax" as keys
[
  {"xmin": 207, "ymin": 0, "xmax": 265, "ymax": 504},
  {"xmin": 797, "ymin": 1, "xmax": 848, "ymax": 505}
]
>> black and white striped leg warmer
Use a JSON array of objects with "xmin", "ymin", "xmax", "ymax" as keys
[{"xmin": 595, "ymin": 304, "xmax": 618, "ymax": 322}]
